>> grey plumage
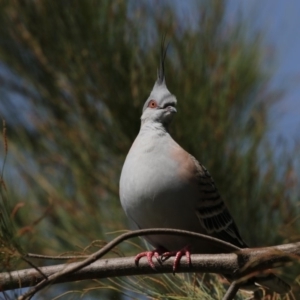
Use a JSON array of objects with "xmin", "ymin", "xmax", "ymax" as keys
[{"xmin": 119, "ymin": 42, "xmax": 290, "ymax": 295}]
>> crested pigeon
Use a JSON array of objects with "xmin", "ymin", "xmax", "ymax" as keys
[{"xmin": 119, "ymin": 43, "xmax": 290, "ymax": 295}]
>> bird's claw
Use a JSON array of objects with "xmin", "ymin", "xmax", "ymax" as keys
[
  {"xmin": 161, "ymin": 246, "xmax": 191, "ymax": 273},
  {"xmin": 135, "ymin": 246, "xmax": 191, "ymax": 274},
  {"xmin": 135, "ymin": 249, "xmax": 164, "ymax": 269}
]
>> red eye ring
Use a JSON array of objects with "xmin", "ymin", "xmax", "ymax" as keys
[{"xmin": 148, "ymin": 100, "xmax": 158, "ymax": 108}]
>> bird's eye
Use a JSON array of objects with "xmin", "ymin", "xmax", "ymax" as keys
[{"xmin": 148, "ymin": 100, "xmax": 158, "ymax": 109}]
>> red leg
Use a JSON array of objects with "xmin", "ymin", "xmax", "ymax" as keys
[
  {"xmin": 135, "ymin": 247, "xmax": 166, "ymax": 269},
  {"xmin": 161, "ymin": 245, "xmax": 191, "ymax": 273}
]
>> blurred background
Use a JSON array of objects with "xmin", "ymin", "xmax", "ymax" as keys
[{"xmin": 0, "ymin": 0, "xmax": 300, "ymax": 299}]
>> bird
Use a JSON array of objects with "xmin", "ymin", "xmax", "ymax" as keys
[{"xmin": 119, "ymin": 42, "xmax": 290, "ymax": 295}]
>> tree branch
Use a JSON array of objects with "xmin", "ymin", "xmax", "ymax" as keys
[
  {"xmin": 17, "ymin": 228, "xmax": 240, "ymax": 299},
  {"xmin": 0, "ymin": 247, "xmax": 298, "ymax": 296},
  {"xmin": 0, "ymin": 229, "xmax": 298, "ymax": 299}
]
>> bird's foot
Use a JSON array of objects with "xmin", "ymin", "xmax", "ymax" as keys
[
  {"xmin": 161, "ymin": 245, "xmax": 191, "ymax": 273},
  {"xmin": 135, "ymin": 247, "xmax": 166, "ymax": 269}
]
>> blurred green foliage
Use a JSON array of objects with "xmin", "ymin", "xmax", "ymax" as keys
[{"xmin": 0, "ymin": 0, "xmax": 299, "ymax": 299}]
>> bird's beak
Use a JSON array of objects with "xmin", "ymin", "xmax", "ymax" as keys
[{"xmin": 166, "ymin": 106, "xmax": 177, "ymax": 114}]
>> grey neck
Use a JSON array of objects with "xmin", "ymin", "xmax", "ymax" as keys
[{"xmin": 139, "ymin": 121, "xmax": 169, "ymax": 136}]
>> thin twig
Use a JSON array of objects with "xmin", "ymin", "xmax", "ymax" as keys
[
  {"xmin": 26, "ymin": 253, "xmax": 88, "ymax": 260},
  {"xmin": 20, "ymin": 256, "xmax": 48, "ymax": 280},
  {"xmin": 222, "ymin": 280, "xmax": 242, "ymax": 300}
]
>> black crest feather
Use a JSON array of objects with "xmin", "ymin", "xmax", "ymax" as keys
[{"xmin": 157, "ymin": 35, "xmax": 169, "ymax": 85}]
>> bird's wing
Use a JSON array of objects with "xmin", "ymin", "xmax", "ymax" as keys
[{"xmin": 190, "ymin": 155, "xmax": 247, "ymax": 248}]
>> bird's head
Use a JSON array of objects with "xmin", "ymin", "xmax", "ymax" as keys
[{"xmin": 141, "ymin": 42, "xmax": 177, "ymax": 127}]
